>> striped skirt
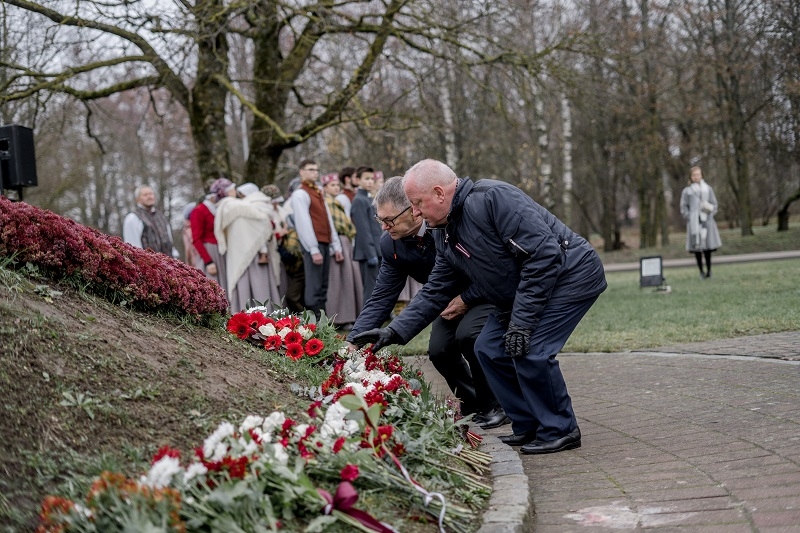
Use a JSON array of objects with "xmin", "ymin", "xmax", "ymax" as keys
[{"xmin": 325, "ymin": 235, "xmax": 363, "ymax": 325}]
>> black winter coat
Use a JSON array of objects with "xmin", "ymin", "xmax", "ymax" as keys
[
  {"xmin": 346, "ymin": 226, "xmax": 483, "ymax": 341},
  {"xmin": 389, "ymin": 178, "xmax": 607, "ymax": 342}
]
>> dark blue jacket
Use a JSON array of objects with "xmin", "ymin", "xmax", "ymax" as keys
[
  {"xmin": 389, "ymin": 178, "xmax": 607, "ymax": 342},
  {"xmin": 346, "ymin": 226, "xmax": 483, "ymax": 341},
  {"xmin": 351, "ymin": 189, "xmax": 382, "ymax": 261}
]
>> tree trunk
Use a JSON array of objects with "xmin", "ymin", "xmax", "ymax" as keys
[
  {"xmin": 777, "ymin": 188, "xmax": 800, "ymax": 230},
  {"xmin": 561, "ymin": 93, "xmax": 573, "ymax": 226},
  {"xmin": 189, "ymin": 0, "xmax": 231, "ymax": 186},
  {"xmin": 535, "ymin": 82, "xmax": 554, "ymax": 211},
  {"xmin": 440, "ymin": 60, "xmax": 459, "ymax": 170},
  {"xmin": 245, "ymin": 2, "xmax": 294, "ymax": 185}
]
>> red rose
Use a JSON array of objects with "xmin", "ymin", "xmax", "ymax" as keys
[{"xmin": 152, "ymin": 445, "xmax": 181, "ymax": 464}]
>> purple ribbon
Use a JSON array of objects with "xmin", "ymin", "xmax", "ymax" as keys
[{"xmin": 318, "ymin": 481, "xmax": 398, "ymax": 533}]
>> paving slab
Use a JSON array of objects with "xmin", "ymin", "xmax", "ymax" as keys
[
  {"xmin": 494, "ymin": 333, "xmax": 800, "ymax": 532},
  {"xmin": 414, "ymin": 331, "xmax": 800, "ymax": 532}
]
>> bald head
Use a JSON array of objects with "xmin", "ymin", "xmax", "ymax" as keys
[{"xmin": 402, "ymin": 159, "xmax": 458, "ymax": 227}]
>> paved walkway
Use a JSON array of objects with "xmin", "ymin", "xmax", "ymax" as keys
[{"xmin": 415, "ymin": 332, "xmax": 800, "ymax": 532}]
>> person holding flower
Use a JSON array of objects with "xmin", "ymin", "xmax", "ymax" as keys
[
  {"xmin": 353, "ymin": 160, "xmax": 607, "ymax": 454},
  {"xmin": 347, "ymin": 176, "xmax": 508, "ymax": 429}
]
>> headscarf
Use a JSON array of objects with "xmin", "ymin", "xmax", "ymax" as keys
[
  {"xmin": 321, "ymin": 173, "xmax": 339, "ymax": 185},
  {"xmin": 210, "ymin": 178, "xmax": 235, "ymax": 202},
  {"xmin": 261, "ymin": 184, "xmax": 285, "ymax": 204},
  {"xmin": 236, "ymin": 182, "xmax": 260, "ymax": 197},
  {"xmin": 182, "ymin": 202, "xmax": 196, "ymax": 220}
]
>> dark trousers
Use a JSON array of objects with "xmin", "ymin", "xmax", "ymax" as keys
[
  {"xmin": 302, "ymin": 243, "xmax": 331, "ymax": 318},
  {"xmin": 475, "ymin": 295, "xmax": 599, "ymax": 441},
  {"xmin": 428, "ymin": 303, "xmax": 497, "ymax": 415},
  {"xmin": 283, "ymin": 258, "xmax": 305, "ymax": 313},
  {"xmin": 358, "ymin": 259, "xmax": 381, "ymax": 303}
]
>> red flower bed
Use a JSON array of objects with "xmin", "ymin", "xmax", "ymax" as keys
[{"xmin": 0, "ymin": 197, "xmax": 227, "ymax": 317}]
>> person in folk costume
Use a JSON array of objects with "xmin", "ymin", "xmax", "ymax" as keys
[
  {"xmin": 261, "ymin": 184, "xmax": 303, "ymax": 312},
  {"xmin": 289, "ymin": 159, "xmax": 344, "ymax": 319},
  {"xmin": 181, "ymin": 202, "xmax": 202, "ymax": 270},
  {"xmin": 680, "ymin": 166, "xmax": 722, "ymax": 279},
  {"xmin": 190, "ymin": 177, "xmax": 237, "ymax": 302},
  {"xmin": 321, "ymin": 173, "xmax": 363, "ymax": 329},
  {"xmin": 214, "ymin": 183, "xmax": 282, "ymax": 314},
  {"xmin": 337, "ymin": 166, "xmax": 358, "ymax": 217}
]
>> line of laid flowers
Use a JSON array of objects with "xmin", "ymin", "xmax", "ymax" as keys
[
  {"xmin": 37, "ymin": 308, "xmax": 492, "ymax": 533},
  {"xmin": 0, "ymin": 197, "xmax": 227, "ymax": 317}
]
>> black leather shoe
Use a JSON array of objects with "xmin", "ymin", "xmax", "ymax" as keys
[
  {"xmin": 520, "ymin": 427, "xmax": 581, "ymax": 454},
  {"xmin": 477, "ymin": 407, "xmax": 511, "ymax": 429},
  {"xmin": 498, "ymin": 429, "xmax": 537, "ymax": 446}
]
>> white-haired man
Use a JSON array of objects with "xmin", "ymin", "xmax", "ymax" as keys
[{"xmin": 123, "ymin": 185, "xmax": 177, "ymax": 258}]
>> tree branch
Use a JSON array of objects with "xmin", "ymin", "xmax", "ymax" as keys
[
  {"xmin": 214, "ymin": 73, "xmax": 300, "ymax": 143},
  {"xmin": 4, "ymin": 0, "xmax": 189, "ymax": 105}
]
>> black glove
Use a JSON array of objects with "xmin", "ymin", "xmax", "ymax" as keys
[
  {"xmin": 350, "ymin": 327, "xmax": 401, "ymax": 351},
  {"xmin": 503, "ymin": 322, "xmax": 532, "ymax": 358}
]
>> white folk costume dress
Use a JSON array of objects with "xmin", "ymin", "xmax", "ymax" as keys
[{"xmin": 680, "ymin": 179, "xmax": 722, "ymax": 252}]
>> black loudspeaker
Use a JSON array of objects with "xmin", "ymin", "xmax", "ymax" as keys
[{"xmin": 0, "ymin": 124, "xmax": 38, "ymax": 189}]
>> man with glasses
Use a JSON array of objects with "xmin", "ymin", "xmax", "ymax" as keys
[
  {"xmin": 351, "ymin": 166, "xmax": 383, "ymax": 302},
  {"xmin": 289, "ymin": 159, "xmax": 344, "ymax": 319},
  {"xmin": 354, "ymin": 159, "xmax": 607, "ymax": 454},
  {"xmin": 346, "ymin": 176, "xmax": 509, "ymax": 430}
]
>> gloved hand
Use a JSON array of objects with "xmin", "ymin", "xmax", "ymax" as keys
[
  {"xmin": 350, "ymin": 327, "xmax": 401, "ymax": 351},
  {"xmin": 367, "ymin": 256, "xmax": 379, "ymax": 267},
  {"xmin": 503, "ymin": 322, "xmax": 532, "ymax": 358}
]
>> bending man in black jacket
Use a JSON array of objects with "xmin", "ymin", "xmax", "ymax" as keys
[
  {"xmin": 353, "ymin": 160, "xmax": 607, "ymax": 454},
  {"xmin": 347, "ymin": 176, "xmax": 508, "ymax": 429}
]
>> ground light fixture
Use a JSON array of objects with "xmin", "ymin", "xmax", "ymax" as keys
[{"xmin": 639, "ymin": 255, "xmax": 671, "ymax": 293}]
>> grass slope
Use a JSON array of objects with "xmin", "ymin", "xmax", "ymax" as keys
[{"xmin": 0, "ymin": 268, "xmax": 313, "ymax": 530}]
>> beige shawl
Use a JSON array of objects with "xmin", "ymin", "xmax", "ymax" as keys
[{"xmin": 214, "ymin": 192, "xmax": 276, "ymax": 293}]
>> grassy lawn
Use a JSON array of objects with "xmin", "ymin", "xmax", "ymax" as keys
[
  {"xmin": 565, "ymin": 258, "xmax": 800, "ymax": 352},
  {"xmin": 594, "ymin": 223, "xmax": 800, "ymax": 263},
  {"xmin": 394, "ymin": 222, "xmax": 800, "ymax": 356}
]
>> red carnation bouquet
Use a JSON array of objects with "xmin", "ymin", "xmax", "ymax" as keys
[{"xmin": 227, "ymin": 307, "xmax": 342, "ymax": 363}]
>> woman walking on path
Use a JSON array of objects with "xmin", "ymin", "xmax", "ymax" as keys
[{"xmin": 680, "ymin": 166, "xmax": 722, "ymax": 278}]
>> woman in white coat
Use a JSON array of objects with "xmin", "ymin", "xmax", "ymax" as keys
[
  {"xmin": 214, "ymin": 183, "xmax": 282, "ymax": 313},
  {"xmin": 680, "ymin": 166, "xmax": 722, "ymax": 278}
]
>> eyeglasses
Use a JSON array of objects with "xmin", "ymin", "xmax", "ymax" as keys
[{"xmin": 374, "ymin": 205, "xmax": 411, "ymax": 228}]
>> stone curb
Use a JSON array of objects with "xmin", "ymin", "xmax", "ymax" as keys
[{"xmin": 476, "ymin": 430, "xmax": 533, "ymax": 533}]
